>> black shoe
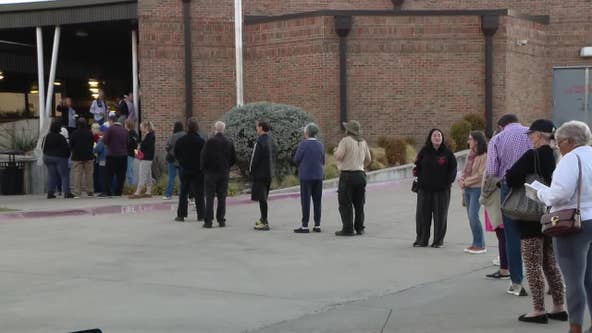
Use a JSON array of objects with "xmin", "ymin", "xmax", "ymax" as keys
[
  {"xmin": 313, "ymin": 226, "xmax": 321, "ymax": 233},
  {"xmin": 518, "ymin": 314, "xmax": 548, "ymax": 324},
  {"xmin": 87, "ymin": 192, "xmax": 94, "ymax": 197},
  {"xmin": 47, "ymin": 193, "xmax": 56, "ymax": 199},
  {"xmin": 203, "ymin": 223, "xmax": 212, "ymax": 229},
  {"xmin": 218, "ymin": 222, "xmax": 226, "ymax": 228},
  {"xmin": 197, "ymin": 217, "xmax": 204, "ymax": 222},
  {"xmin": 64, "ymin": 193, "xmax": 77, "ymax": 199},
  {"xmin": 431, "ymin": 243, "xmax": 444, "ymax": 248},
  {"xmin": 174, "ymin": 216, "xmax": 185, "ymax": 222},
  {"xmin": 547, "ymin": 311, "xmax": 568, "ymax": 321},
  {"xmin": 335, "ymin": 230, "xmax": 355, "ymax": 236},
  {"xmin": 97, "ymin": 193, "xmax": 110, "ymax": 198},
  {"xmin": 294, "ymin": 227, "xmax": 310, "ymax": 233},
  {"xmin": 413, "ymin": 242, "xmax": 427, "ymax": 247},
  {"xmin": 485, "ymin": 271, "xmax": 511, "ymax": 280},
  {"xmin": 356, "ymin": 230, "xmax": 365, "ymax": 235}
]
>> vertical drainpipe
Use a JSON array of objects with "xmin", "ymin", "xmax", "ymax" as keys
[
  {"xmin": 481, "ymin": 15, "xmax": 499, "ymax": 138},
  {"xmin": 183, "ymin": 0, "xmax": 193, "ymax": 120},
  {"xmin": 335, "ymin": 16, "xmax": 352, "ymax": 128}
]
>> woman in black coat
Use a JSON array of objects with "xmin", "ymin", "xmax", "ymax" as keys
[
  {"xmin": 43, "ymin": 119, "xmax": 74, "ymax": 199},
  {"xmin": 413, "ymin": 128, "xmax": 458, "ymax": 248}
]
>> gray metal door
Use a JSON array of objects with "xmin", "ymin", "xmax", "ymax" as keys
[{"xmin": 553, "ymin": 67, "xmax": 592, "ymax": 127}]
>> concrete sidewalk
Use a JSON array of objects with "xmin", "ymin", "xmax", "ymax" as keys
[{"xmin": 0, "ymin": 179, "xmax": 586, "ymax": 333}]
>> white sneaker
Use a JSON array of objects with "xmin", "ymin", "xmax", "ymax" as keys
[
  {"xmin": 162, "ymin": 196, "xmax": 172, "ymax": 200},
  {"xmin": 492, "ymin": 256, "xmax": 500, "ymax": 266},
  {"xmin": 506, "ymin": 283, "xmax": 528, "ymax": 296},
  {"xmin": 467, "ymin": 247, "xmax": 487, "ymax": 254}
]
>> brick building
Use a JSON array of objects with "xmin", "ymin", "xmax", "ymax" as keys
[{"xmin": 1, "ymin": 0, "xmax": 591, "ymax": 149}]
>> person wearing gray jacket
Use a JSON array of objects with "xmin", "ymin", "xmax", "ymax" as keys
[{"xmin": 164, "ymin": 121, "xmax": 186, "ymax": 199}]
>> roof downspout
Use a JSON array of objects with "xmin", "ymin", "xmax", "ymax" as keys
[
  {"xmin": 482, "ymin": 15, "xmax": 499, "ymax": 138},
  {"xmin": 335, "ymin": 15, "xmax": 352, "ymax": 129},
  {"xmin": 183, "ymin": 0, "xmax": 193, "ymax": 120}
]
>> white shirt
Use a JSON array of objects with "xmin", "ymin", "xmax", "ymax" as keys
[
  {"xmin": 537, "ymin": 145, "xmax": 592, "ymax": 221},
  {"xmin": 90, "ymin": 99, "xmax": 108, "ymax": 122}
]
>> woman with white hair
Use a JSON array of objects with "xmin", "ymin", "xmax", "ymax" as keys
[{"xmin": 534, "ymin": 120, "xmax": 592, "ymax": 333}]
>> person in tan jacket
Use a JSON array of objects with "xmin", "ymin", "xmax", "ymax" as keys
[{"xmin": 458, "ymin": 131, "xmax": 488, "ymax": 254}]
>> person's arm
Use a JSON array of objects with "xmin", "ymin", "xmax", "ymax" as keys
[
  {"xmin": 293, "ymin": 142, "xmax": 304, "ymax": 166},
  {"xmin": 537, "ymin": 153, "xmax": 580, "ymax": 207},
  {"xmin": 363, "ymin": 142, "xmax": 372, "ymax": 167},
  {"xmin": 250, "ymin": 139, "xmax": 262, "ymax": 172},
  {"xmin": 173, "ymin": 138, "xmax": 183, "ymax": 163},
  {"xmin": 229, "ymin": 141, "xmax": 237, "ymax": 167},
  {"xmin": 333, "ymin": 138, "xmax": 346, "ymax": 161},
  {"xmin": 89, "ymin": 101, "xmax": 98, "ymax": 116},
  {"xmin": 447, "ymin": 150, "xmax": 457, "ymax": 184},
  {"xmin": 200, "ymin": 140, "xmax": 209, "ymax": 171},
  {"xmin": 102, "ymin": 129, "xmax": 111, "ymax": 147},
  {"xmin": 413, "ymin": 148, "xmax": 424, "ymax": 177},
  {"xmin": 320, "ymin": 142, "xmax": 325, "ymax": 165},
  {"xmin": 505, "ymin": 150, "xmax": 533, "ymax": 188},
  {"xmin": 485, "ymin": 137, "xmax": 500, "ymax": 177}
]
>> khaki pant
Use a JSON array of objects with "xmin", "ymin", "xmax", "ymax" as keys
[{"xmin": 73, "ymin": 160, "xmax": 94, "ymax": 195}]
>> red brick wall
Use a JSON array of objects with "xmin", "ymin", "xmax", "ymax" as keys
[
  {"xmin": 401, "ymin": 0, "xmax": 550, "ymax": 15},
  {"xmin": 245, "ymin": 1, "xmax": 393, "ymax": 16},
  {"xmin": 549, "ymin": 1, "xmax": 592, "ymax": 67}
]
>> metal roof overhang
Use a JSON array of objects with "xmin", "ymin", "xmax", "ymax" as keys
[{"xmin": 0, "ymin": 0, "xmax": 137, "ymax": 29}]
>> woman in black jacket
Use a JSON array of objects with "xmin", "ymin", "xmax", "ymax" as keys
[
  {"xmin": 43, "ymin": 119, "xmax": 75, "ymax": 199},
  {"xmin": 413, "ymin": 128, "xmax": 458, "ymax": 248},
  {"xmin": 505, "ymin": 119, "xmax": 566, "ymax": 324},
  {"xmin": 125, "ymin": 118, "xmax": 139, "ymax": 186},
  {"xmin": 132, "ymin": 120, "xmax": 155, "ymax": 197}
]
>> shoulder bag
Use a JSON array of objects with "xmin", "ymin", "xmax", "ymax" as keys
[
  {"xmin": 501, "ymin": 150, "xmax": 547, "ymax": 221},
  {"xmin": 541, "ymin": 155, "xmax": 583, "ymax": 237}
]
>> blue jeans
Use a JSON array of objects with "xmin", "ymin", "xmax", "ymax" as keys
[
  {"xmin": 553, "ymin": 221, "xmax": 592, "ymax": 326},
  {"xmin": 300, "ymin": 179, "xmax": 323, "ymax": 227},
  {"xmin": 464, "ymin": 188, "xmax": 485, "ymax": 248},
  {"xmin": 126, "ymin": 156, "xmax": 135, "ymax": 186},
  {"xmin": 165, "ymin": 162, "xmax": 178, "ymax": 197},
  {"xmin": 44, "ymin": 155, "xmax": 70, "ymax": 195},
  {"xmin": 501, "ymin": 183, "xmax": 523, "ymax": 284}
]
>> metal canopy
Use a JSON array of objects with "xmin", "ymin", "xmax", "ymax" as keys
[{"xmin": 0, "ymin": 0, "xmax": 137, "ymax": 29}]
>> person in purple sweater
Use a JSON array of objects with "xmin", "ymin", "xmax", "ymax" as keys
[
  {"xmin": 293, "ymin": 123, "xmax": 325, "ymax": 233},
  {"xmin": 101, "ymin": 113, "xmax": 129, "ymax": 197}
]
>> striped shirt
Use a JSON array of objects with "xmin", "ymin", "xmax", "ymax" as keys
[{"xmin": 485, "ymin": 123, "xmax": 532, "ymax": 180}]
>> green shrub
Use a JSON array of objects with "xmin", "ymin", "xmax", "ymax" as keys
[
  {"xmin": 405, "ymin": 144, "xmax": 418, "ymax": 165},
  {"xmin": 227, "ymin": 181, "xmax": 241, "ymax": 197},
  {"xmin": 323, "ymin": 164, "xmax": 339, "ymax": 180},
  {"xmin": 450, "ymin": 120, "xmax": 472, "ymax": 152},
  {"xmin": 367, "ymin": 160, "xmax": 386, "ymax": 171},
  {"xmin": 463, "ymin": 113, "xmax": 486, "ymax": 131},
  {"xmin": 221, "ymin": 102, "xmax": 317, "ymax": 180},
  {"xmin": 386, "ymin": 138, "xmax": 410, "ymax": 166},
  {"xmin": 370, "ymin": 147, "xmax": 388, "ymax": 166}
]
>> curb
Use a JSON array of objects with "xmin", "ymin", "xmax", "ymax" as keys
[{"xmin": 0, "ymin": 179, "xmax": 408, "ymax": 222}]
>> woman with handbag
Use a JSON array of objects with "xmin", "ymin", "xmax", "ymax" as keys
[
  {"xmin": 413, "ymin": 128, "xmax": 457, "ymax": 248},
  {"xmin": 535, "ymin": 121, "xmax": 592, "ymax": 333},
  {"xmin": 505, "ymin": 119, "xmax": 566, "ymax": 324},
  {"xmin": 131, "ymin": 121, "xmax": 156, "ymax": 198},
  {"xmin": 458, "ymin": 131, "xmax": 488, "ymax": 254}
]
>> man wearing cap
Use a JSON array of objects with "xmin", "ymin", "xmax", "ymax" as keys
[
  {"xmin": 102, "ymin": 113, "xmax": 128, "ymax": 197},
  {"xmin": 293, "ymin": 123, "xmax": 325, "ymax": 233},
  {"xmin": 485, "ymin": 114, "xmax": 532, "ymax": 296},
  {"xmin": 333, "ymin": 120, "xmax": 372, "ymax": 236}
]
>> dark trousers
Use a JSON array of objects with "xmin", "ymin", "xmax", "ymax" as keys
[
  {"xmin": 177, "ymin": 172, "xmax": 205, "ymax": 220},
  {"xmin": 44, "ymin": 155, "xmax": 70, "ymax": 195},
  {"xmin": 415, "ymin": 188, "xmax": 451, "ymax": 246},
  {"xmin": 338, "ymin": 171, "xmax": 367, "ymax": 233},
  {"xmin": 204, "ymin": 173, "xmax": 229, "ymax": 224},
  {"xmin": 300, "ymin": 179, "xmax": 323, "ymax": 227},
  {"xmin": 105, "ymin": 156, "xmax": 127, "ymax": 196}
]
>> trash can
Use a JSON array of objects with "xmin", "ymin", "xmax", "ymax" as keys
[{"xmin": 0, "ymin": 152, "xmax": 25, "ymax": 195}]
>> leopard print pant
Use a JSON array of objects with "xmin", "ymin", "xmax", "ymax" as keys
[{"xmin": 521, "ymin": 236, "xmax": 565, "ymax": 311}]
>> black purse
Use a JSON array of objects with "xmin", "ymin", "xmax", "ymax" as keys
[{"xmin": 411, "ymin": 178, "xmax": 419, "ymax": 193}]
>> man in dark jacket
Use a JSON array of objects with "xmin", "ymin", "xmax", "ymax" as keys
[
  {"xmin": 250, "ymin": 120, "xmax": 274, "ymax": 231},
  {"xmin": 102, "ymin": 113, "xmax": 128, "ymax": 196},
  {"xmin": 69, "ymin": 118, "xmax": 95, "ymax": 196},
  {"xmin": 174, "ymin": 118, "xmax": 205, "ymax": 222},
  {"xmin": 201, "ymin": 121, "xmax": 237, "ymax": 228}
]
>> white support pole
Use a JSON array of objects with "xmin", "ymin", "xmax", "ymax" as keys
[
  {"xmin": 35, "ymin": 27, "xmax": 45, "ymax": 132},
  {"xmin": 45, "ymin": 26, "xmax": 60, "ymax": 120},
  {"xmin": 234, "ymin": 0, "xmax": 244, "ymax": 106},
  {"xmin": 132, "ymin": 30, "xmax": 139, "ymax": 119}
]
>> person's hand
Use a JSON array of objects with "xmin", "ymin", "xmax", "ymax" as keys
[{"xmin": 458, "ymin": 179, "xmax": 465, "ymax": 189}]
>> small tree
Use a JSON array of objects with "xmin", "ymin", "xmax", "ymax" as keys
[
  {"xmin": 450, "ymin": 120, "xmax": 472, "ymax": 152},
  {"xmin": 221, "ymin": 102, "xmax": 317, "ymax": 180}
]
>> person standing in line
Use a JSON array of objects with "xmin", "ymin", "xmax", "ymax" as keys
[
  {"xmin": 131, "ymin": 121, "xmax": 155, "ymax": 198},
  {"xmin": 333, "ymin": 120, "xmax": 372, "ymax": 236},
  {"xmin": 58, "ymin": 97, "xmax": 78, "ymax": 134},
  {"xmin": 201, "ymin": 121, "xmax": 236, "ymax": 228},
  {"xmin": 174, "ymin": 118, "xmax": 205, "ymax": 222},
  {"xmin": 125, "ymin": 118, "xmax": 139, "ymax": 186},
  {"xmin": 413, "ymin": 128, "xmax": 457, "ymax": 247},
  {"xmin": 293, "ymin": 123, "xmax": 325, "ymax": 233},
  {"xmin": 534, "ymin": 121, "xmax": 592, "ymax": 333},
  {"xmin": 93, "ymin": 126, "xmax": 108, "ymax": 196},
  {"xmin": 250, "ymin": 120, "xmax": 274, "ymax": 231},
  {"xmin": 89, "ymin": 90, "xmax": 108, "ymax": 125},
  {"xmin": 43, "ymin": 119, "xmax": 75, "ymax": 199},
  {"xmin": 485, "ymin": 114, "xmax": 532, "ymax": 297},
  {"xmin": 164, "ymin": 121, "xmax": 186, "ymax": 200},
  {"xmin": 101, "ymin": 113, "xmax": 128, "ymax": 197},
  {"xmin": 505, "ymin": 119, "xmax": 566, "ymax": 324},
  {"xmin": 69, "ymin": 118, "xmax": 95, "ymax": 197},
  {"xmin": 458, "ymin": 131, "xmax": 488, "ymax": 254}
]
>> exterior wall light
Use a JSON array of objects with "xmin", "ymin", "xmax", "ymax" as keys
[{"xmin": 580, "ymin": 47, "xmax": 592, "ymax": 58}]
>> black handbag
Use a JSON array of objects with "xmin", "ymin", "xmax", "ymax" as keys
[
  {"xmin": 411, "ymin": 178, "xmax": 419, "ymax": 193},
  {"xmin": 542, "ymin": 155, "xmax": 583, "ymax": 237},
  {"xmin": 501, "ymin": 150, "xmax": 547, "ymax": 221}
]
